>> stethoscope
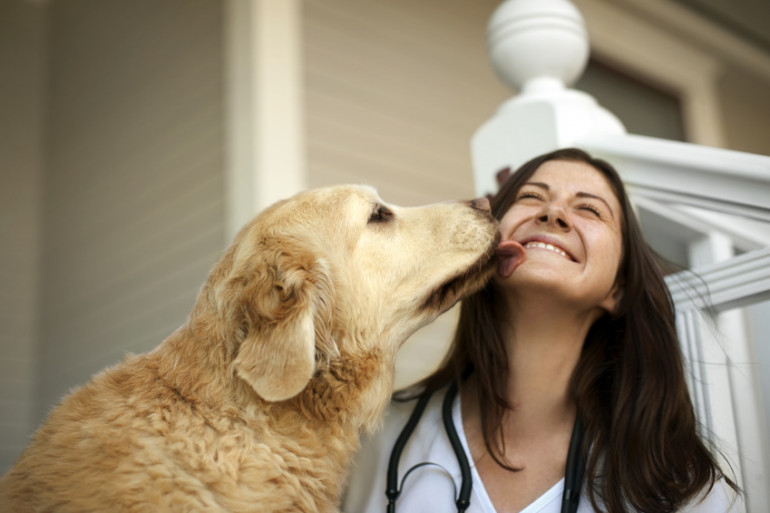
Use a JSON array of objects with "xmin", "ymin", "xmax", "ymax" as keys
[{"xmin": 386, "ymin": 380, "xmax": 585, "ymax": 513}]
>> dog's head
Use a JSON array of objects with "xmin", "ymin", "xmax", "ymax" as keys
[{"xmin": 202, "ymin": 185, "xmax": 497, "ymax": 402}]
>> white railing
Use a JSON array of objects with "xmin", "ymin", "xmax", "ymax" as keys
[
  {"xmin": 580, "ymin": 134, "xmax": 770, "ymax": 223},
  {"xmin": 667, "ymin": 248, "xmax": 770, "ymax": 509}
]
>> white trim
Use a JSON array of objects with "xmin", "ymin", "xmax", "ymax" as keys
[
  {"xmin": 579, "ymin": 133, "xmax": 770, "ymax": 221},
  {"xmin": 630, "ymin": 196, "xmax": 765, "ymax": 253},
  {"xmin": 572, "ymin": 0, "xmax": 725, "ymax": 147},
  {"xmin": 667, "ymin": 247, "xmax": 770, "ymax": 312},
  {"xmin": 619, "ymin": 0, "xmax": 770, "ymax": 84},
  {"xmin": 224, "ymin": 0, "xmax": 306, "ymax": 242},
  {"xmin": 679, "ymin": 207, "xmax": 769, "ymax": 252}
]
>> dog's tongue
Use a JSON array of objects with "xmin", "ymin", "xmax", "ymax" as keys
[{"xmin": 495, "ymin": 240, "xmax": 526, "ymax": 278}]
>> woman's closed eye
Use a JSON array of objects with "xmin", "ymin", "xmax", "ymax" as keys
[
  {"xmin": 578, "ymin": 203, "xmax": 603, "ymax": 218},
  {"xmin": 516, "ymin": 191, "xmax": 545, "ymax": 202}
]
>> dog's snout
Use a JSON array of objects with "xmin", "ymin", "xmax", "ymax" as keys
[{"xmin": 468, "ymin": 197, "xmax": 491, "ymax": 213}]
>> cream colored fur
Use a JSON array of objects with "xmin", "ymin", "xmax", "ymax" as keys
[{"xmin": 0, "ymin": 185, "xmax": 497, "ymax": 512}]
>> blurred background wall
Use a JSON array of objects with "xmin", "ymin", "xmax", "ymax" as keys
[{"xmin": 1, "ymin": 0, "xmax": 768, "ymax": 473}]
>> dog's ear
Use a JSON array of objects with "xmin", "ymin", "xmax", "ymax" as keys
[{"xmin": 231, "ymin": 245, "xmax": 332, "ymax": 402}]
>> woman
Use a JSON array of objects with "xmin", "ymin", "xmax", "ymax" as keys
[{"xmin": 343, "ymin": 148, "xmax": 740, "ymax": 513}]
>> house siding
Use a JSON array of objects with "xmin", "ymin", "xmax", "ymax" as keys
[
  {"xmin": 303, "ymin": 0, "xmax": 508, "ymax": 205},
  {"xmin": 0, "ymin": 1, "xmax": 46, "ymax": 473},
  {"xmin": 36, "ymin": 0, "xmax": 226, "ymax": 427}
]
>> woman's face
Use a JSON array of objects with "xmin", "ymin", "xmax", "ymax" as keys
[{"xmin": 497, "ymin": 159, "xmax": 624, "ymax": 315}]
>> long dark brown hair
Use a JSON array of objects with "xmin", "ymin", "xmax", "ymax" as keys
[{"xmin": 407, "ymin": 148, "xmax": 738, "ymax": 512}]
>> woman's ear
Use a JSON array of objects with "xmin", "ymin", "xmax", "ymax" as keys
[
  {"xmin": 231, "ymin": 248, "xmax": 332, "ymax": 402},
  {"xmin": 601, "ymin": 281, "xmax": 624, "ymax": 317}
]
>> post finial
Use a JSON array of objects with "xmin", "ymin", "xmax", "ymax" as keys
[
  {"xmin": 471, "ymin": 0, "xmax": 625, "ymax": 197},
  {"xmin": 488, "ymin": 0, "xmax": 589, "ymax": 94}
]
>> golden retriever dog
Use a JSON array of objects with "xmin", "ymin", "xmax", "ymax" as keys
[{"xmin": 0, "ymin": 185, "xmax": 499, "ymax": 513}]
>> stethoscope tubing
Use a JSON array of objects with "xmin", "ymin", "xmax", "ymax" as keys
[
  {"xmin": 441, "ymin": 380, "xmax": 472, "ymax": 512},
  {"xmin": 385, "ymin": 380, "xmax": 585, "ymax": 513}
]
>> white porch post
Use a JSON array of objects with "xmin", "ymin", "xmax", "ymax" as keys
[
  {"xmin": 471, "ymin": 0, "xmax": 624, "ymax": 198},
  {"xmin": 224, "ymin": 0, "xmax": 306, "ymax": 241}
]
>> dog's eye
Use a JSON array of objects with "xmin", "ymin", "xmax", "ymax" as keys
[{"xmin": 368, "ymin": 205, "xmax": 394, "ymax": 224}]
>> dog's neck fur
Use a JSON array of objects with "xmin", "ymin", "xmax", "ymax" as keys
[
  {"xmin": 153, "ymin": 322, "xmax": 395, "ymax": 510},
  {"xmin": 292, "ymin": 348, "xmax": 393, "ymax": 430}
]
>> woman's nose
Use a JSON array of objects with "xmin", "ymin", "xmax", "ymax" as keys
[{"xmin": 536, "ymin": 204, "xmax": 571, "ymax": 230}]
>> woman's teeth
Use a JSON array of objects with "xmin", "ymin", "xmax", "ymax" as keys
[{"xmin": 525, "ymin": 241, "xmax": 568, "ymax": 259}]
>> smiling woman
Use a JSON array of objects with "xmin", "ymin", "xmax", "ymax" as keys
[
  {"xmin": 496, "ymin": 159, "xmax": 624, "ymax": 322},
  {"xmin": 344, "ymin": 148, "xmax": 742, "ymax": 513}
]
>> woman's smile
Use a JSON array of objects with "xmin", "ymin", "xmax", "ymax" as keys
[
  {"xmin": 520, "ymin": 235, "xmax": 575, "ymax": 261},
  {"xmin": 525, "ymin": 241, "xmax": 569, "ymax": 259}
]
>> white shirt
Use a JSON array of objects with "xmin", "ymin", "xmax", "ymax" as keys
[{"xmin": 343, "ymin": 386, "xmax": 740, "ymax": 513}]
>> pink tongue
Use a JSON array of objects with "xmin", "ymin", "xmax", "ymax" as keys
[{"xmin": 495, "ymin": 240, "xmax": 526, "ymax": 278}]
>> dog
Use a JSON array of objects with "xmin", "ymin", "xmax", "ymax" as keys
[{"xmin": 0, "ymin": 185, "xmax": 498, "ymax": 512}]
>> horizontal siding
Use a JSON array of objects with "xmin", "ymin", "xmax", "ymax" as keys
[
  {"xmin": 37, "ymin": 0, "xmax": 225, "ymax": 423},
  {"xmin": 304, "ymin": 0, "xmax": 509, "ymax": 206},
  {"xmin": 0, "ymin": 1, "xmax": 45, "ymax": 472}
]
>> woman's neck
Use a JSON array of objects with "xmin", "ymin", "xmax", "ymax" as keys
[
  {"xmin": 460, "ymin": 295, "xmax": 592, "ymax": 512},
  {"xmin": 496, "ymin": 293, "xmax": 599, "ymax": 434}
]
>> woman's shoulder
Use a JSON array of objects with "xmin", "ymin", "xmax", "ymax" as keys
[{"xmin": 342, "ymin": 388, "xmax": 451, "ymax": 513}]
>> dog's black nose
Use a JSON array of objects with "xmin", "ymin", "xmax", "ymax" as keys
[{"xmin": 469, "ymin": 197, "xmax": 491, "ymax": 213}]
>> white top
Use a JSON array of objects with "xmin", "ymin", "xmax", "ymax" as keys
[{"xmin": 343, "ymin": 386, "xmax": 741, "ymax": 513}]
